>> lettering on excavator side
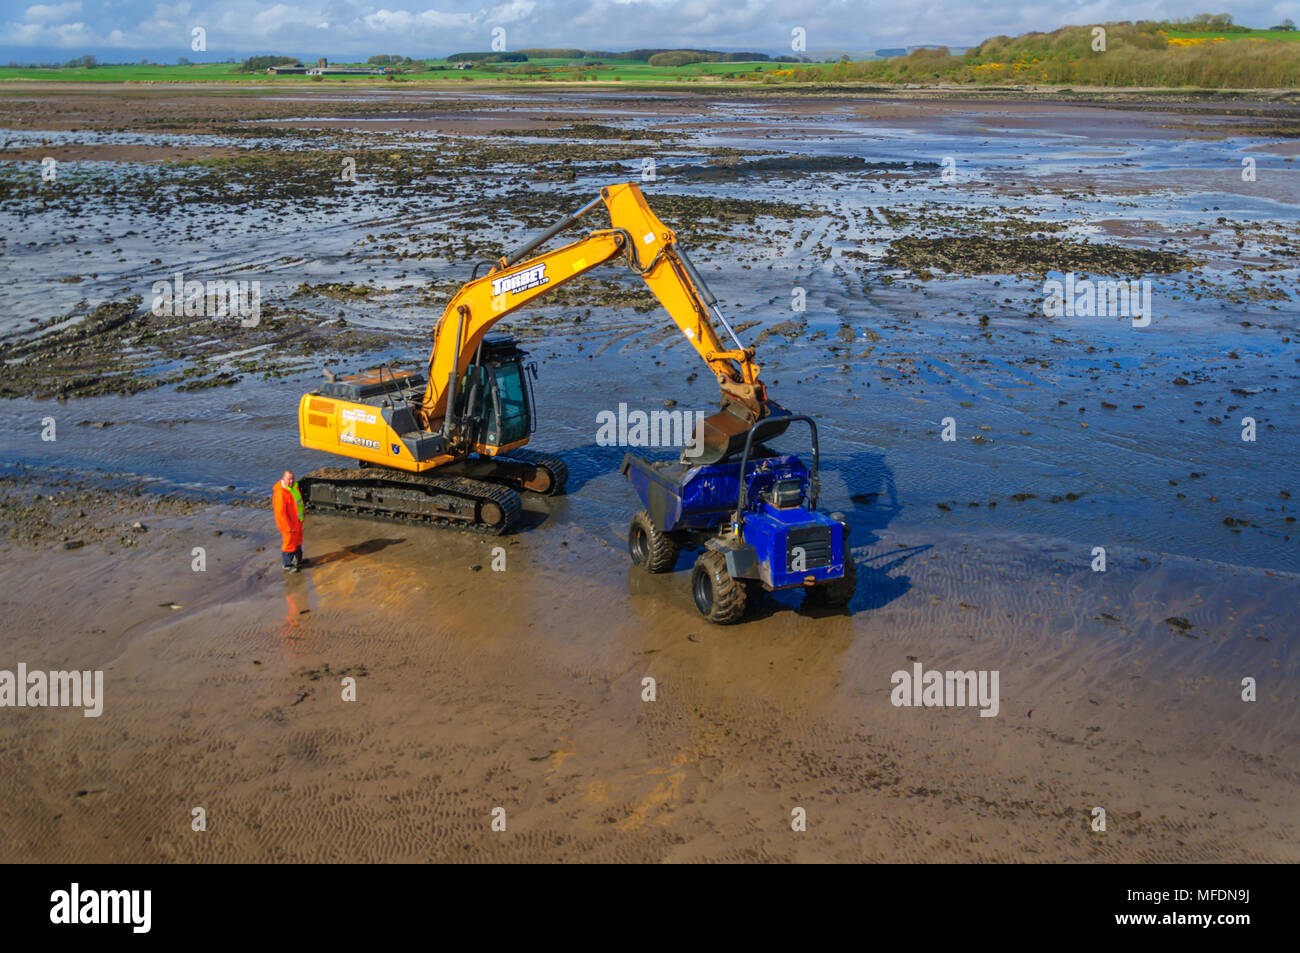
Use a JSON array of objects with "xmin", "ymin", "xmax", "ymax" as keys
[
  {"xmin": 492, "ymin": 263, "xmax": 548, "ymax": 296},
  {"xmin": 341, "ymin": 407, "xmax": 377, "ymax": 425},
  {"xmin": 340, "ymin": 433, "xmax": 380, "ymax": 450}
]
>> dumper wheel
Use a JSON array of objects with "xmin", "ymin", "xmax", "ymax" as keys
[
  {"xmin": 691, "ymin": 550, "xmax": 747, "ymax": 625},
  {"xmin": 628, "ymin": 510, "xmax": 678, "ymax": 573},
  {"xmin": 805, "ymin": 558, "xmax": 858, "ymax": 608}
]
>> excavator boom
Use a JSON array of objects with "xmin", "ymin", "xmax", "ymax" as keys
[{"xmin": 420, "ymin": 182, "xmax": 770, "ymax": 432}]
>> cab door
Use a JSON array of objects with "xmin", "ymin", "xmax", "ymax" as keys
[{"xmin": 476, "ymin": 360, "xmax": 532, "ymax": 452}]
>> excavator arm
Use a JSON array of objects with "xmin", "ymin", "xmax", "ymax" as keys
[{"xmin": 418, "ymin": 183, "xmax": 779, "ymax": 457}]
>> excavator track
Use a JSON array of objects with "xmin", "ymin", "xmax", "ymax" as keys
[
  {"xmin": 495, "ymin": 448, "xmax": 569, "ymax": 496},
  {"xmin": 299, "ymin": 466, "xmax": 523, "ymax": 535},
  {"xmin": 435, "ymin": 448, "xmax": 569, "ymax": 496}
]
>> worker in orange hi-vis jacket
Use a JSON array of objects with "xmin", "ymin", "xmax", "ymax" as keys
[{"xmin": 272, "ymin": 470, "xmax": 305, "ymax": 572}]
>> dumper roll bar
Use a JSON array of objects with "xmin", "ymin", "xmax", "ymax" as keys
[{"xmin": 734, "ymin": 414, "xmax": 820, "ymax": 523}]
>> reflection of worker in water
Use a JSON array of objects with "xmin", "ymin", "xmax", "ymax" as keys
[
  {"xmin": 283, "ymin": 573, "xmax": 311, "ymax": 632},
  {"xmin": 272, "ymin": 470, "xmax": 305, "ymax": 572}
]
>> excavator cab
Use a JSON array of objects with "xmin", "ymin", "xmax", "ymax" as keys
[{"xmin": 457, "ymin": 335, "xmax": 535, "ymax": 453}]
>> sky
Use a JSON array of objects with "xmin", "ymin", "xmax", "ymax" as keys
[{"xmin": 2, "ymin": 0, "xmax": 1298, "ymax": 62}]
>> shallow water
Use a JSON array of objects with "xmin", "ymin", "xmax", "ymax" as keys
[{"xmin": 1, "ymin": 91, "xmax": 1296, "ymax": 578}]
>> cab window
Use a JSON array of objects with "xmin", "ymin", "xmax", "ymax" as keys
[{"xmin": 490, "ymin": 362, "xmax": 530, "ymax": 445}]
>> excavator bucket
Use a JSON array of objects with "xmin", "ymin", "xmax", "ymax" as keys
[{"xmin": 691, "ymin": 401, "xmax": 792, "ymax": 465}]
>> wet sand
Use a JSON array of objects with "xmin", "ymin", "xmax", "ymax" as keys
[{"xmin": 0, "ymin": 485, "xmax": 1295, "ymax": 863}]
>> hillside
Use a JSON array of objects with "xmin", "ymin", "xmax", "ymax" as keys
[{"xmin": 756, "ymin": 18, "xmax": 1300, "ymax": 88}]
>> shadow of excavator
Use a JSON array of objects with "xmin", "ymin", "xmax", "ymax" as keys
[{"xmin": 304, "ymin": 536, "xmax": 406, "ymax": 568}]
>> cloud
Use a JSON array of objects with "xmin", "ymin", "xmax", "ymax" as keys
[
  {"xmin": 360, "ymin": 8, "xmax": 474, "ymax": 33},
  {"xmin": 4, "ymin": 21, "xmax": 88, "ymax": 46},
  {"xmin": 23, "ymin": 3, "xmax": 83, "ymax": 24},
  {"xmin": 1, "ymin": 0, "xmax": 1294, "ymax": 55}
]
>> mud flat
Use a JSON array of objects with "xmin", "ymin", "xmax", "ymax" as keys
[
  {"xmin": 0, "ymin": 482, "xmax": 1295, "ymax": 863},
  {"xmin": 0, "ymin": 85, "xmax": 1296, "ymax": 862}
]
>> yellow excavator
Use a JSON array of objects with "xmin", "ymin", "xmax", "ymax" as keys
[{"xmin": 297, "ymin": 182, "xmax": 787, "ymax": 534}]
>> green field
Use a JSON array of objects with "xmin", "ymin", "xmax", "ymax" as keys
[
  {"xmin": 0, "ymin": 63, "xmax": 256, "ymax": 83},
  {"xmin": 0, "ymin": 58, "xmax": 788, "ymax": 85}
]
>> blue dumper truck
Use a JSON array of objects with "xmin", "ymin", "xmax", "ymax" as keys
[{"xmin": 621, "ymin": 414, "xmax": 856, "ymax": 624}]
